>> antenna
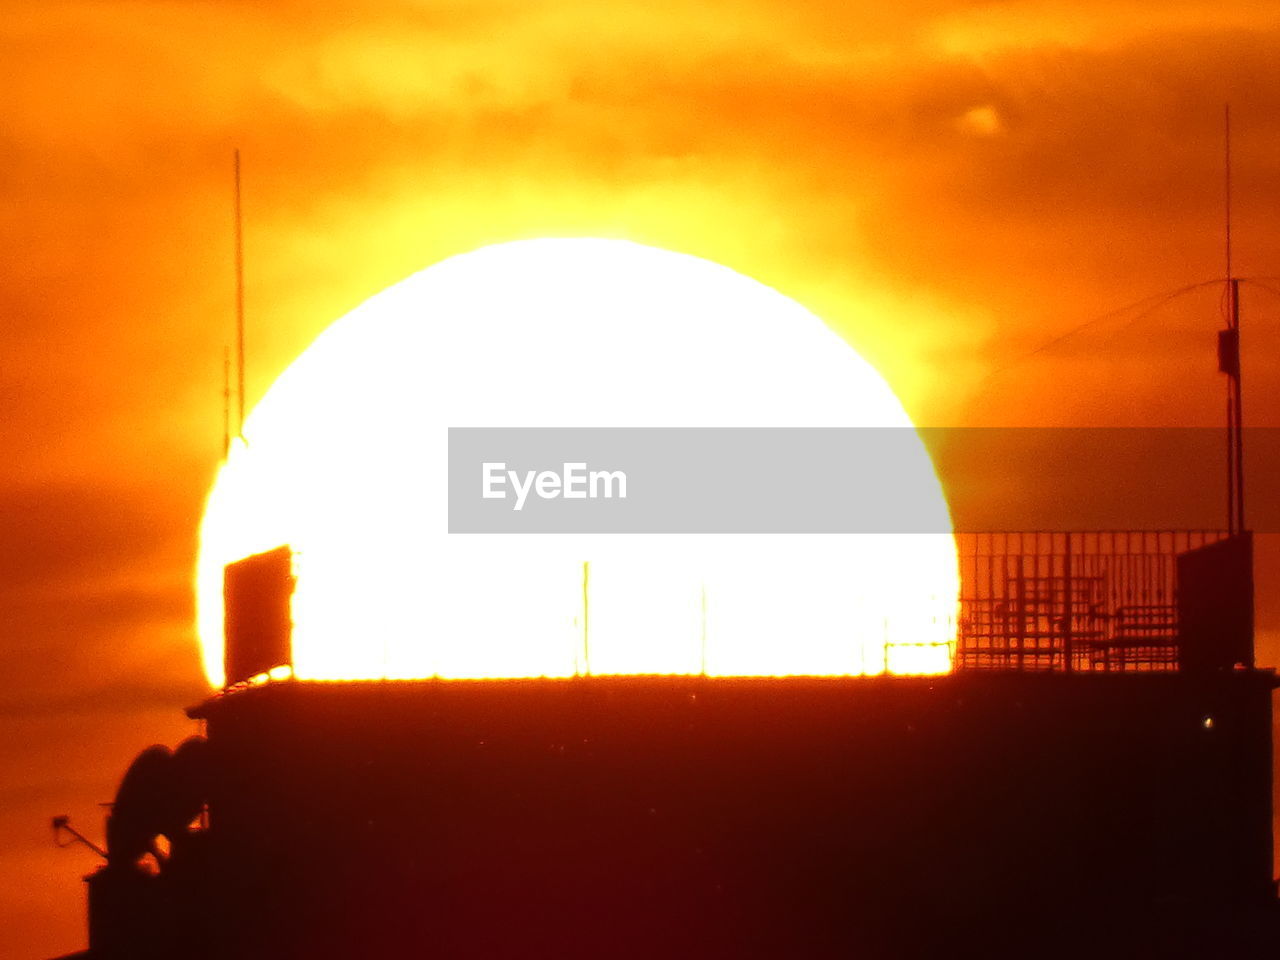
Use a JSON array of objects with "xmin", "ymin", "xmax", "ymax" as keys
[
  {"xmin": 700, "ymin": 583, "xmax": 707, "ymax": 675},
  {"xmin": 1218, "ymin": 106, "xmax": 1245, "ymax": 535},
  {"xmin": 222, "ymin": 346, "xmax": 231, "ymax": 458},
  {"xmin": 1224, "ymin": 105, "xmax": 1232, "ymax": 279},
  {"xmin": 233, "ymin": 149, "xmax": 246, "ymax": 439},
  {"xmin": 1232, "ymin": 276, "xmax": 1244, "ymax": 534},
  {"xmin": 52, "ymin": 815, "xmax": 107, "ymax": 861},
  {"xmin": 581, "ymin": 561, "xmax": 591, "ymax": 676}
]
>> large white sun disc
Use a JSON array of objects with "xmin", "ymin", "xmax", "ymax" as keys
[{"xmin": 197, "ymin": 238, "xmax": 959, "ymax": 685}]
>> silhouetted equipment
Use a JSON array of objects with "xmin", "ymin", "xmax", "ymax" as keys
[
  {"xmin": 1178, "ymin": 532, "xmax": 1254, "ymax": 674},
  {"xmin": 1222, "ymin": 108, "xmax": 1246, "ymax": 536},
  {"xmin": 955, "ymin": 530, "xmax": 1254, "ymax": 673},
  {"xmin": 52, "ymin": 815, "xmax": 107, "ymax": 861},
  {"xmin": 1218, "ymin": 327, "xmax": 1240, "ymax": 378},
  {"xmin": 84, "ymin": 738, "xmax": 212, "ymax": 960},
  {"xmin": 223, "ymin": 545, "xmax": 294, "ymax": 685},
  {"xmin": 105, "ymin": 746, "xmax": 172, "ymax": 869},
  {"xmin": 104, "ymin": 738, "xmax": 209, "ymax": 872},
  {"xmin": 1223, "ymin": 277, "xmax": 1246, "ymax": 535}
]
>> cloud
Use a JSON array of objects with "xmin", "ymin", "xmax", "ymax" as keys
[{"xmin": 956, "ymin": 105, "xmax": 1003, "ymax": 136}]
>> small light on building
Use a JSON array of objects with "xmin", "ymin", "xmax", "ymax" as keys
[{"xmin": 1202, "ymin": 715, "xmax": 1215, "ymax": 731}]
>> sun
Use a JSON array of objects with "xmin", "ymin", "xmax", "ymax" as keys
[{"xmin": 197, "ymin": 238, "xmax": 958, "ymax": 686}]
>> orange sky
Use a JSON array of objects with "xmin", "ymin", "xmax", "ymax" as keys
[{"xmin": 4, "ymin": 2, "xmax": 1280, "ymax": 956}]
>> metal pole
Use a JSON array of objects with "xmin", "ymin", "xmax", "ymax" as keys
[
  {"xmin": 234, "ymin": 149, "xmax": 246, "ymax": 438},
  {"xmin": 1062, "ymin": 533, "xmax": 1074, "ymax": 673},
  {"xmin": 700, "ymin": 583, "xmax": 707, "ymax": 675},
  {"xmin": 582, "ymin": 561, "xmax": 591, "ymax": 676},
  {"xmin": 1224, "ymin": 105, "xmax": 1232, "ymax": 280},
  {"xmin": 223, "ymin": 346, "xmax": 231, "ymax": 458},
  {"xmin": 1231, "ymin": 278, "xmax": 1244, "ymax": 533}
]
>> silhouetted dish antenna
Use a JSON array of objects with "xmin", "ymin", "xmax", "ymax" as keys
[{"xmin": 102, "ymin": 738, "xmax": 210, "ymax": 873}]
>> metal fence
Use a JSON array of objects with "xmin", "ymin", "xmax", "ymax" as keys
[{"xmin": 954, "ymin": 531, "xmax": 1230, "ymax": 673}]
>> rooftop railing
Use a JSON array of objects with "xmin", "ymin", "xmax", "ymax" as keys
[{"xmin": 954, "ymin": 530, "xmax": 1242, "ymax": 673}]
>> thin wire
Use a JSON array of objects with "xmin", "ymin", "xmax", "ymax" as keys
[
  {"xmin": 1076, "ymin": 283, "xmax": 1221, "ymax": 347},
  {"xmin": 1241, "ymin": 279, "xmax": 1280, "ymax": 302},
  {"xmin": 982, "ymin": 279, "xmax": 1221, "ymax": 385}
]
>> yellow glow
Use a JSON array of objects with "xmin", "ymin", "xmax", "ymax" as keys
[{"xmin": 197, "ymin": 238, "xmax": 958, "ymax": 686}]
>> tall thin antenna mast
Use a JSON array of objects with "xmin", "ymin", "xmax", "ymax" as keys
[
  {"xmin": 222, "ymin": 346, "xmax": 231, "ymax": 458},
  {"xmin": 1224, "ymin": 105, "xmax": 1232, "ymax": 279},
  {"xmin": 1230, "ymin": 276, "xmax": 1244, "ymax": 534},
  {"xmin": 581, "ymin": 561, "xmax": 591, "ymax": 676},
  {"xmin": 700, "ymin": 583, "xmax": 707, "ymax": 676},
  {"xmin": 233, "ymin": 149, "xmax": 246, "ymax": 439},
  {"xmin": 1218, "ymin": 106, "xmax": 1245, "ymax": 534}
]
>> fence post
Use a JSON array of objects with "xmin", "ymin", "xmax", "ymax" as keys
[{"xmin": 1063, "ymin": 533, "xmax": 1074, "ymax": 673}]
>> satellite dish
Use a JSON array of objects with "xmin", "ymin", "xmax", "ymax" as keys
[{"xmin": 106, "ymin": 738, "xmax": 210, "ymax": 873}]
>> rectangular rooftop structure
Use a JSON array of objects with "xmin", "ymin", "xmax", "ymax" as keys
[{"xmin": 223, "ymin": 545, "xmax": 295, "ymax": 686}]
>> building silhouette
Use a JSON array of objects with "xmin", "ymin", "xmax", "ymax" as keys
[{"xmin": 53, "ymin": 530, "xmax": 1279, "ymax": 959}]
